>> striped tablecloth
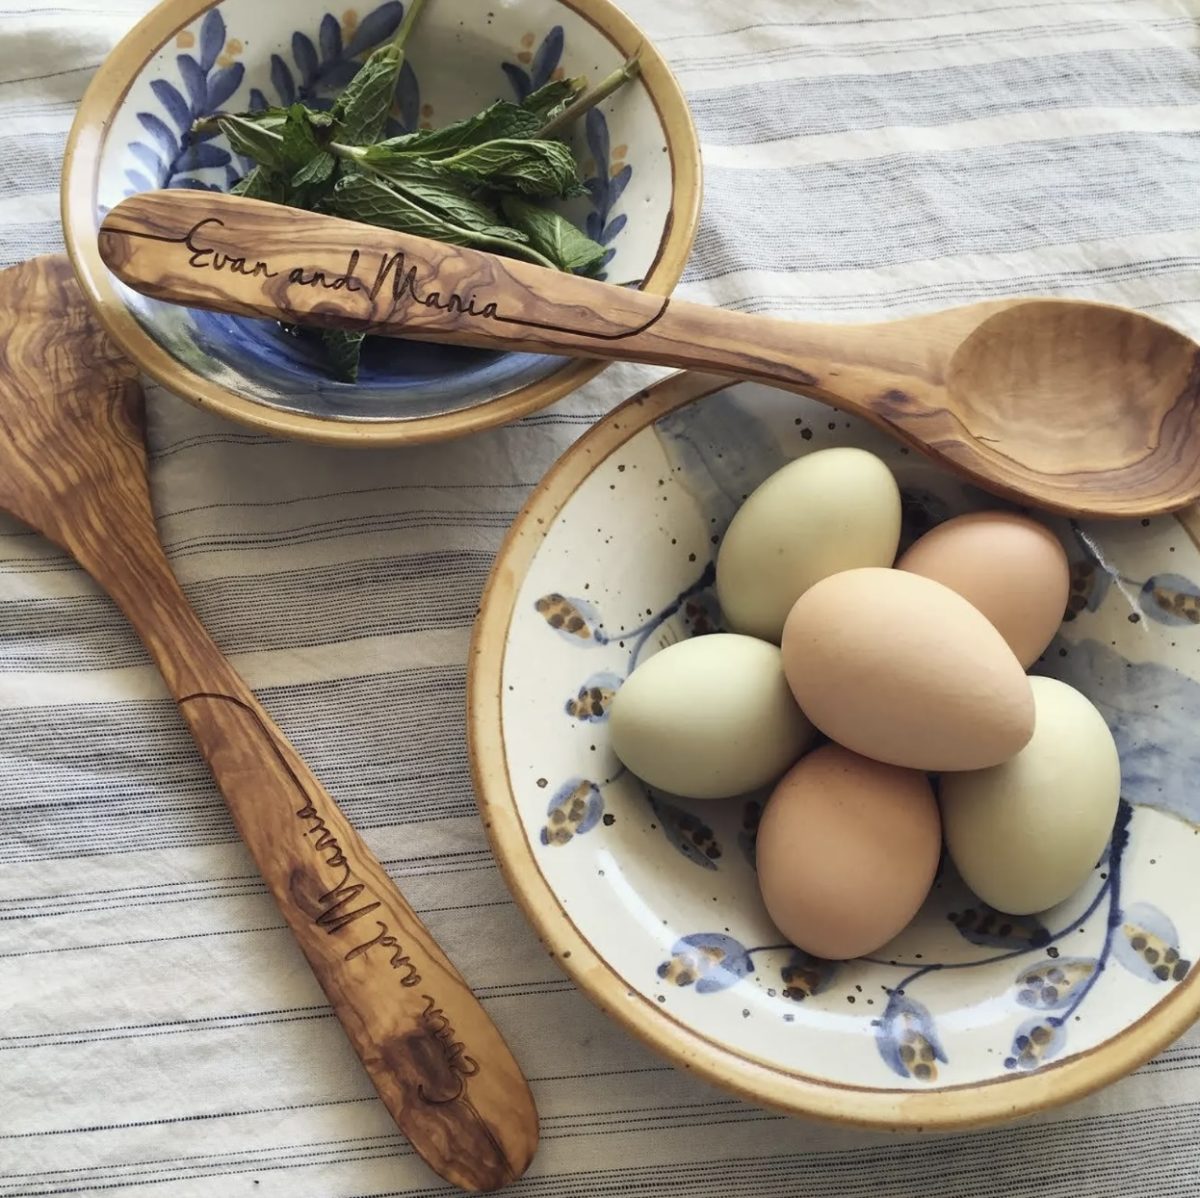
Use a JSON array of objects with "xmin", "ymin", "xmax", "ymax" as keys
[{"xmin": 4, "ymin": 1, "xmax": 1200, "ymax": 1194}]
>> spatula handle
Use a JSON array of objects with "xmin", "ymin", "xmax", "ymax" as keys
[
  {"xmin": 175, "ymin": 679, "xmax": 539, "ymax": 1193},
  {"xmin": 63, "ymin": 508, "xmax": 536, "ymax": 1193}
]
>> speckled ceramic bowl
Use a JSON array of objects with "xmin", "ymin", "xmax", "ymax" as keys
[
  {"xmin": 470, "ymin": 370, "xmax": 1200, "ymax": 1129},
  {"xmin": 62, "ymin": 0, "xmax": 699, "ymax": 446}
]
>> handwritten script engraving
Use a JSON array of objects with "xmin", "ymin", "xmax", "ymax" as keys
[
  {"xmin": 420, "ymin": 994, "xmax": 480, "ymax": 1079},
  {"xmin": 167, "ymin": 217, "xmax": 500, "ymax": 318},
  {"xmin": 173, "ymin": 688, "xmax": 485, "ymax": 1105},
  {"xmin": 291, "ymin": 796, "xmax": 482, "ymax": 1091}
]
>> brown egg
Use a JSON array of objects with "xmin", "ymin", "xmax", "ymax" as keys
[
  {"xmin": 896, "ymin": 511, "xmax": 1070, "ymax": 668},
  {"xmin": 781, "ymin": 567, "xmax": 1034, "ymax": 771},
  {"xmin": 756, "ymin": 744, "xmax": 941, "ymax": 959}
]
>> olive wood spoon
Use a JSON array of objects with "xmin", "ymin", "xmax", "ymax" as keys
[
  {"xmin": 99, "ymin": 189, "xmax": 1200, "ymax": 519},
  {"xmin": 0, "ymin": 255, "xmax": 536, "ymax": 1193}
]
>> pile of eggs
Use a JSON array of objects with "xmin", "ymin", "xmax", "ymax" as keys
[{"xmin": 609, "ymin": 448, "xmax": 1121, "ymax": 962}]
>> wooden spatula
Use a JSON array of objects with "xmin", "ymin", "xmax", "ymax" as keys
[{"xmin": 0, "ymin": 255, "xmax": 537, "ymax": 1193}]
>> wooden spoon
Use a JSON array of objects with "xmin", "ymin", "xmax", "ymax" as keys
[
  {"xmin": 98, "ymin": 189, "xmax": 1200, "ymax": 518},
  {"xmin": 99, "ymin": 189, "xmax": 1200, "ymax": 519},
  {"xmin": 0, "ymin": 255, "xmax": 537, "ymax": 1193}
]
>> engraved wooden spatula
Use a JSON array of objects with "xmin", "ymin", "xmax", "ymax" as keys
[
  {"xmin": 0, "ymin": 255, "xmax": 536, "ymax": 1192},
  {"xmin": 100, "ymin": 188, "xmax": 1200, "ymax": 519}
]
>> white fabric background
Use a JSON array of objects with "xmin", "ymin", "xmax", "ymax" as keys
[{"xmin": 3, "ymin": 1, "xmax": 1200, "ymax": 1194}]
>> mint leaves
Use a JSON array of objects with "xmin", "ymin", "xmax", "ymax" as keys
[{"xmin": 191, "ymin": 0, "xmax": 637, "ymax": 380}]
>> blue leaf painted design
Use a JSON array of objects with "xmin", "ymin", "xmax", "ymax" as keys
[
  {"xmin": 168, "ymin": 177, "xmax": 216, "ymax": 190},
  {"xmin": 780, "ymin": 951, "xmax": 837, "ymax": 1001},
  {"xmin": 1005, "ymin": 1016, "xmax": 1067, "ymax": 1071},
  {"xmin": 531, "ymin": 26, "xmax": 564, "ymax": 89},
  {"xmin": 600, "ymin": 247, "xmax": 616, "ymax": 269},
  {"xmin": 648, "ymin": 795, "xmax": 721, "ymax": 870},
  {"xmin": 124, "ymin": 169, "xmax": 154, "ymax": 193},
  {"xmin": 1037, "ymin": 637, "xmax": 1200, "ymax": 824},
  {"xmin": 319, "ymin": 13, "xmax": 344, "ymax": 64},
  {"xmin": 501, "ymin": 61, "xmax": 532, "ymax": 102},
  {"xmin": 322, "ymin": 60, "xmax": 362, "ymax": 90},
  {"xmin": 249, "ymin": 87, "xmax": 270, "ymax": 112},
  {"xmin": 1139, "ymin": 573, "xmax": 1200, "ymax": 626},
  {"xmin": 601, "ymin": 214, "xmax": 627, "ymax": 245},
  {"xmin": 586, "ymin": 107, "xmax": 610, "ymax": 179},
  {"xmin": 137, "ymin": 112, "xmax": 179, "ymax": 157},
  {"xmin": 564, "ymin": 672, "xmax": 622, "ymax": 722},
  {"xmin": 225, "ymin": 164, "xmax": 241, "ymax": 190},
  {"xmin": 1113, "ymin": 902, "xmax": 1191, "ymax": 983},
  {"xmin": 293, "ymin": 32, "xmax": 320, "ymax": 88},
  {"xmin": 608, "ymin": 163, "xmax": 632, "ymax": 207},
  {"xmin": 396, "ymin": 60, "xmax": 420, "ymax": 133},
  {"xmin": 540, "ymin": 779, "xmax": 603, "ymax": 846},
  {"xmin": 876, "ymin": 993, "xmax": 946, "ymax": 1081},
  {"xmin": 584, "ymin": 210, "xmax": 603, "ymax": 241},
  {"xmin": 206, "ymin": 63, "xmax": 245, "ymax": 111},
  {"xmin": 658, "ymin": 933, "xmax": 752, "ymax": 994},
  {"xmin": 271, "ymin": 54, "xmax": 297, "ymax": 105},
  {"xmin": 177, "ymin": 54, "xmax": 207, "ymax": 110},
  {"xmin": 345, "ymin": 1, "xmax": 404, "ymax": 57},
  {"xmin": 948, "ymin": 905, "xmax": 1051, "ymax": 950},
  {"xmin": 199, "ymin": 9, "xmax": 225, "ymax": 73},
  {"xmin": 1013, "ymin": 958, "xmax": 1097, "ymax": 1009},
  {"xmin": 176, "ymin": 142, "xmax": 232, "ymax": 172},
  {"xmin": 128, "ymin": 141, "xmax": 165, "ymax": 180},
  {"xmin": 150, "ymin": 78, "xmax": 193, "ymax": 134}
]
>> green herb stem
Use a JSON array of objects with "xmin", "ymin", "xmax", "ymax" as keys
[
  {"xmin": 536, "ymin": 54, "xmax": 641, "ymax": 139},
  {"xmin": 391, "ymin": 0, "xmax": 427, "ymax": 55}
]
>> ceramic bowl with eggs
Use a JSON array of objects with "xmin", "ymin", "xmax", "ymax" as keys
[
  {"xmin": 61, "ymin": 0, "xmax": 700, "ymax": 446},
  {"xmin": 469, "ymin": 369, "xmax": 1200, "ymax": 1128}
]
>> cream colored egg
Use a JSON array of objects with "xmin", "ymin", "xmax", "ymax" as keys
[
  {"xmin": 940, "ymin": 676, "xmax": 1120, "ymax": 915},
  {"xmin": 716, "ymin": 448, "xmax": 901, "ymax": 643},
  {"xmin": 609, "ymin": 633, "xmax": 814, "ymax": 799},
  {"xmin": 756, "ymin": 744, "xmax": 942, "ymax": 960},
  {"xmin": 781, "ymin": 567, "xmax": 1034, "ymax": 771}
]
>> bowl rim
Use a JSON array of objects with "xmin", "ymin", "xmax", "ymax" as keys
[
  {"xmin": 61, "ymin": 0, "xmax": 702, "ymax": 447},
  {"xmin": 468, "ymin": 367, "xmax": 1200, "ymax": 1130}
]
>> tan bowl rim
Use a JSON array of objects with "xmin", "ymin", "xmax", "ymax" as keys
[
  {"xmin": 468, "ymin": 367, "xmax": 1200, "ymax": 1131},
  {"xmin": 61, "ymin": 0, "xmax": 702, "ymax": 447}
]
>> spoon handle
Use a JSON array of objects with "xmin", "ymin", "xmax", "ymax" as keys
[{"xmin": 98, "ymin": 190, "xmax": 938, "ymax": 413}]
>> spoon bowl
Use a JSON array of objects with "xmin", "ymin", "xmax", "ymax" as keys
[
  {"xmin": 940, "ymin": 299, "xmax": 1200, "ymax": 515},
  {"xmin": 99, "ymin": 189, "xmax": 1200, "ymax": 518}
]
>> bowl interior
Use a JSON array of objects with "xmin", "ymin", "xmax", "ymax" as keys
[
  {"xmin": 482, "ymin": 376, "xmax": 1200, "ymax": 1118},
  {"xmin": 89, "ymin": 0, "xmax": 677, "ymax": 422}
]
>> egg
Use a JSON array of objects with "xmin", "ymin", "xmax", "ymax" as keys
[
  {"xmin": 896, "ymin": 511, "xmax": 1070, "ymax": 668},
  {"xmin": 781, "ymin": 567, "xmax": 1034, "ymax": 771},
  {"xmin": 756, "ymin": 744, "xmax": 941, "ymax": 959},
  {"xmin": 939, "ymin": 676, "xmax": 1120, "ymax": 915},
  {"xmin": 715, "ymin": 447, "xmax": 901, "ymax": 643},
  {"xmin": 608, "ymin": 633, "xmax": 814, "ymax": 799}
]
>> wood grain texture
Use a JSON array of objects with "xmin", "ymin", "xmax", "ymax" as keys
[
  {"xmin": 101, "ymin": 189, "xmax": 1200, "ymax": 518},
  {"xmin": 0, "ymin": 255, "xmax": 537, "ymax": 1193}
]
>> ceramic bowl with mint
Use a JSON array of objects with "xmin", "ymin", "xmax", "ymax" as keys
[{"xmin": 63, "ymin": 0, "xmax": 701, "ymax": 446}]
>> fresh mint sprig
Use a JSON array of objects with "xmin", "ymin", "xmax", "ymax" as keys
[{"xmin": 190, "ymin": 1, "xmax": 637, "ymax": 381}]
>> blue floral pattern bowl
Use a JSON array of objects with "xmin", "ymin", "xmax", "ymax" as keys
[
  {"xmin": 63, "ymin": 0, "xmax": 700, "ymax": 445},
  {"xmin": 470, "ymin": 370, "xmax": 1200, "ymax": 1128}
]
